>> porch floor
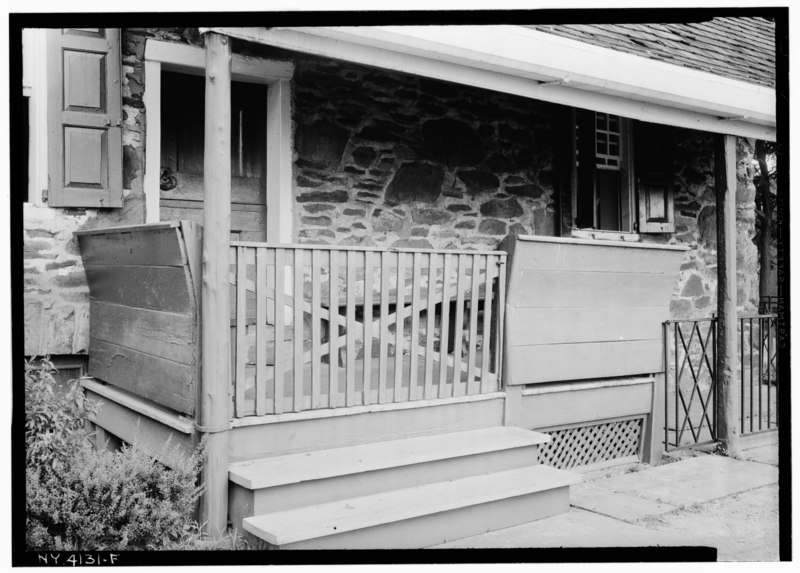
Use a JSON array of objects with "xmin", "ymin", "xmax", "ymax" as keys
[{"xmin": 433, "ymin": 438, "xmax": 780, "ymax": 560}]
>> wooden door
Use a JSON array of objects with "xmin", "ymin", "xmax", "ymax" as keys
[{"xmin": 159, "ymin": 71, "xmax": 268, "ymax": 241}]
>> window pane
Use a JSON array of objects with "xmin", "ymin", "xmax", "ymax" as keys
[{"xmin": 596, "ymin": 114, "xmax": 607, "ymax": 130}]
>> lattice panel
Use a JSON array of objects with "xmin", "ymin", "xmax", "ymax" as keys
[{"xmin": 537, "ymin": 418, "xmax": 643, "ymax": 470}]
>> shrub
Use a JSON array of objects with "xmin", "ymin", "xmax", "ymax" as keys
[
  {"xmin": 25, "ymin": 357, "xmax": 208, "ymax": 551},
  {"xmin": 24, "ymin": 357, "xmax": 98, "ymax": 473},
  {"xmin": 26, "ymin": 442, "xmax": 203, "ymax": 550}
]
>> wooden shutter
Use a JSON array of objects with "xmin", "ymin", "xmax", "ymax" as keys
[
  {"xmin": 635, "ymin": 121, "xmax": 674, "ymax": 233},
  {"xmin": 574, "ymin": 108, "xmax": 596, "ymax": 229},
  {"xmin": 47, "ymin": 28, "xmax": 122, "ymax": 208}
]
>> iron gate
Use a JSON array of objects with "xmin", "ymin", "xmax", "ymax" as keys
[{"xmin": 663, "ymin": 314, "xmax": 779, "ymax": 450}]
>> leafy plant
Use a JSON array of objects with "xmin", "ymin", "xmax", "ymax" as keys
[
  {"xmin": 24, "ymin": 357, "xmax": 98, "ymax": 472},
  {"xmin": 24, "ymin": 357, "xmax": 214, "ymax": 551}
]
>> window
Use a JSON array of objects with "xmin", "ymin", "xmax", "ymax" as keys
[{"xmin": 573, "ymin": 110, "xmax": 674, "ymax": 235}]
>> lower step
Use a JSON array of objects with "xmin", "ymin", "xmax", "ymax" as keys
[{"xmin": 243, "ymin": 464, "xmax": 581, "ymax": 549}]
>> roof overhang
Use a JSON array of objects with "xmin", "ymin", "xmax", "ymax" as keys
[{"xmin": 204, "ymin": 25, "xmax": 776, "ymax": 141}]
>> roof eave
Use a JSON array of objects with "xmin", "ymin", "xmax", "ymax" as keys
[{"xmin": 203, "ymin": 26, "xmax": 776, "ymax": 141}]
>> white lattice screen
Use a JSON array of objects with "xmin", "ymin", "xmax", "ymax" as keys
[{"xmin": 537, "ymin": 418, "xmax": 643, "ymax": 469}]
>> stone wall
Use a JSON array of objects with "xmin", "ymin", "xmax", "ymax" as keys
[
  {"xmin": 667, "ymin": 131, "xmax": 760, "ymax": 319},
  {"xmin": 291, "ymin": 58, "xmax": 558, "ymax": 251}
]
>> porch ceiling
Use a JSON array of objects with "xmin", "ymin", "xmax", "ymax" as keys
[{"xmin": 203, "ymin": 25, "xmax": 776, "ymax": 142}]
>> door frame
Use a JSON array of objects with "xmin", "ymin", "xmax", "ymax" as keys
[{"xmin": 143, "ymin": 39, "xmax": 294, "ymax": 243}]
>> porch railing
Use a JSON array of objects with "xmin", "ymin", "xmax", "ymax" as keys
[
  {"xmin": 229, "ymin": 242, "xmax": 507, "ymax": 417},
  {"xmin": 663, "ymin": 313, "xmax": 780, "ymax": 450}
]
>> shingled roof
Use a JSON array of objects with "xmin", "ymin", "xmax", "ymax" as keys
[{"xmin": 528, "ymin": 17, "xmax": 775, "ymax": 88}]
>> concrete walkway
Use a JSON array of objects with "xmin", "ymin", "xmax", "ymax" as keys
[{"xmin": 434, "ymin": 437, "xmax": 780, "ymax": 560}]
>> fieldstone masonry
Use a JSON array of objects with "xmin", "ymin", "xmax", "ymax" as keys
[{"xmin": 22, "ymin": 30, "xmax": 767, "ymax": 357}]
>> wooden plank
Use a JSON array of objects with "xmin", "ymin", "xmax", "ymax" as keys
[
  {"xmin": 466, "ymin": 254, "xmax": 481, "ymax": 393},
  {"xmin": 88, "ymin": 338, "xmax": 196, "ymax": 415},
  {"xmin": 378, "ymin": 252, "xmax": 391, "ymax": 404},
  {"xmin": 293, "ymin": 249, "xmax": 305, "ymax": 411},
  {"xmin": 424, "ymin": 253, "xmax": 438, "ymax": 399},
  {"xmin": 161, "ymin": 197, "xmax": 266, "ymax": 213},
  {"xmin": 362, "ymin": 251, "xmax": 374, "ymax": 405},
  {"xmin": 230, "ymin": 427, "xmax": 548, "ymax": 489},
  {"xmin": 509, "ymin": 269, "xmax": 680, "ymax": 309},
  {"xmin": 480, "ymin": 255, "xmax": 495, "ymax": 394},
  {"xmin": 328, "ymin": 250, "xmax": 340, "ymax": 407},
  {"xmin": 84, "ymin": 388, "xmax": 196, "ymax": 470},
  {"xmin": 255, "ymin": 247, "xmax": 268, "ymax": 415},
  {"xmin": 393, "ymin": 252, "xmax": 406, "ymax": 402},
  {"xmin": 438, "ymin": 254, "xmax": 453, "ymax": 398},
  {"xmin": 346, "ymin": 250, "xmax": 357, "ymax": 407},
  {"xmin": 78, "ymin": 226, "xmax": 186, "ymax": 267},
  {"xmin": 452, "ymin": 254, "xmax": 467, "ymax": 394},
  {"xmin": 235, "ymin": 247, "xmax": 248, "ymax": 416},
  {"xmin": 519, "ymin": 381, "xmax": 653, "ymax": 429},
  {"xmin": 160, "ymin": 205, "xmax": 266, "ymax": 235},
  {"xmin": 507, "ymin": 306, "xmax": 668, "ymax": 346},
  {"xmin": 408, "ymin": 253, "xmax": 422, "ymax": 400},
  {"xmin": 496, "ymin": 259, "xmax": 507, "ymax": 383},
  {"xmin": 243, "ymin": 465, "xmax": 579, "ymax": 547},
  {"xmin": 311, "ymin": 250, "xmax": 322, "ymax": 409},
  {"xmin": 273, "ymin": 248, "xmax": 286, "ymax": 414},
  {"xmin": 506, "ymin": 339, "xmax": 664, "ymax": 385},
  {"xmin": 82, "ymin": 378, "xmax": 195, "ymax": 434},
  {"xmin": 715, "ymin": 133, "xmax": 740, "ymax": 456},
  {"xmin": 160, "ymin": 172, "xmax": 266, "ymax": 204},
  {"xmin": 84, "ymin": 264, "xmax": 193, "ymax": 313},
  {"xmin": 197, "ymin": 30, "xmax": 232, "ymax": 539},
  {"xmin": 510, "ymin": 238, "xmax": 687, "ymax": 274},
  {"xmin": 90, "ymin": 301, "xmax": 195, "ymax": 366},
  {"xmin": 228, "ymin": 394, "xmax": 505, "ymax": 461}
]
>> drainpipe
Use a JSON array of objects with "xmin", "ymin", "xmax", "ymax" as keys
[
  {"xmin": 715, "ymin": 134, "xmax": 741, "ymax": 457},
  {"xmin": 197, "ymin": 31, "xmax": 233, "ymax": 537}
]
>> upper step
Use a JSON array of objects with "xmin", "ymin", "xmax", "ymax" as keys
[
  {"xmin": 243, "ymin": 464, "xmax": 582, "ymax": 548},
  {"xmin": 229, "ymin": 426, "xmax": 550, "ymax": 490}
]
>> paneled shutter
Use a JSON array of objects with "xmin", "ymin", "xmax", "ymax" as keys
[
  {"xmin": 47, "ymin": 28, "xmax": 122, "ymax": 208},
  {"xmin": 635, "ymin": 121, "xmax": 675, "ymax": 233}
]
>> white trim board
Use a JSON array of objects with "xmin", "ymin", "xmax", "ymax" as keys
[
  {"xmin": 207, "ymin": 26, "xmax": 775, "ymax": 141},
  {"xmin": 142, "ymin": 39, "xmax": 294, "ymax": 243}
]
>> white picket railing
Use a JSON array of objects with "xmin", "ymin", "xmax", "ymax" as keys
[{"xmin": 229, "ymin": 242, "xmax": 506, "ymax": 416}]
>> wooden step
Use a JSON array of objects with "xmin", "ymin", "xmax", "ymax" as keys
[
  {"xmin": 230, "ymin": 426, "xmax": 549, "ymax": 489},
  {"xmin": 242, "ymin": 464, "xmax": 582, "ymax": 549},
  {"xmin": 228, "ymin": 427, "xmax": 550, "ymax": 526}
]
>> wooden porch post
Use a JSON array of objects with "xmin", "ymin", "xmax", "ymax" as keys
[
  {"xmin": 715, "ymin": 134, "xmax": 741, "ymax": 457},
  {"xmin": 198, "ymin": 31, "xmax": 232, "ymax": 536}
]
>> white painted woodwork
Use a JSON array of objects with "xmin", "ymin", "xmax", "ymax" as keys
[
  {"xmin": 208, "ymin": 26, "xmax": 775, "ymax": 141},
  {"xmin": 228, "ymin": 426, "xmax": 552, "ymax": 530},
  {"xmin": 519, "ymin": 377, "xmax": 654, "ymax": 430},
  {"xmin": 242, "ymin": 465, "xmax": 581, "ymax": 549},
  {"xmin": 229, "ymin": 243, "xmax": 506, "ymax": 416},
  {"xmin": 228, "ymin": 393, "xmax": 505, "ymax": 461},
  {"xmin": 503, "ymin": 235, "xmax": 686, "ymax": 385},
  {"xmin": 229, "ymin": 426, "xmax": 549, "ymax": 489}
]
